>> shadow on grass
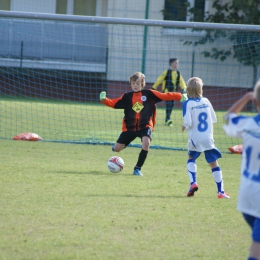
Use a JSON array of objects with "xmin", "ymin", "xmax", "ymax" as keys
[
  {"xmin": 54, "ymin": 170, "xmax": 124, "ymax": 176},
  {"xmin": 84, "ymin": 194, "xmax": 188, "ymax": 199}
]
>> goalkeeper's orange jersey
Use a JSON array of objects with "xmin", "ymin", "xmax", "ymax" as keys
[{"xmin": 101, "ymin": 89, "xmax": 182, "ymax": 132}]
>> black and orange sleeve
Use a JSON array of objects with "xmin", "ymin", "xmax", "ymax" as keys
[
  {"xmin": 150, "ymin": 89, "xmax": 182, "ymax": 101},
  {"xmin": 101, "ymin": 94, "xmax": 125, "ymax": 109}
]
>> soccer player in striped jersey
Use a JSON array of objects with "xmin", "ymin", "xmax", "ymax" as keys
[
  {"xmin": 223, "ymin": 80, "xmax": 260, "ymax": 260},
  {"xmin": 152, "ymin": 58, "xmax": 187, "ymax": 127},
  {"xmin": 100, "ymin": 72, "xmax": 187, "ymax": 176},
  {"xmin": 182, "ymin": 77, "xmax": 229, "ymax": 198}
]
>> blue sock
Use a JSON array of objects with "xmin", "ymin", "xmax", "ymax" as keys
[
  {"xmin": 248, "ymin": 257, "xmax": 258, "ymax": 260},
  {"xmin": 187, "ymin": 159, "xmax": 197, "ymax": 185}
]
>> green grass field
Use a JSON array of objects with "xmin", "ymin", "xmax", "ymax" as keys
[
  {"xmin": 0, "ymin": 98, "xmax": 242, "ymax": 152},
  {"xmin": 0, "ymin": 139, "xmax": 250, "ymax": 260}
]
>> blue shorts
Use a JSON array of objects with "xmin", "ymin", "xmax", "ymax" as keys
[
  {"xmin": 188, "ymin": 148, "xmax": 222, "ymax": 163},
  {"xmin": 243, "ymin": 213, "xmax": 260, "ymax": 242}
]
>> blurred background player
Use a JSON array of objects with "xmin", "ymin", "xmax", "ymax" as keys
[
  {"xmin": 100, "ymin": 72, "xmax": 187, "ymax": 176},
  {"xmin": 223, "ymin": 80, "xmax": 260, "ymax": 260},
  {"xmin": 152, "ymin": 58, "xmax": 187, "ymax": 127},
  {"xmin": 182, "ymin": 77, "xmax": 229, "ymax": 199}
]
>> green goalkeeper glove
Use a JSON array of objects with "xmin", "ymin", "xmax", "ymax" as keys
[
  {"xmin": 100, "ymin": 91, "xmax": 106, "ymax": 101},
  {"xmin": 180, "ymin": 93, "xmax": 188, "ymax": 102}
]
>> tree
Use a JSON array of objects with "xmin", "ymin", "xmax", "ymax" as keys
[{"xmin": 185, "ymin": 0, "xmax": 260, "ymax": 85}]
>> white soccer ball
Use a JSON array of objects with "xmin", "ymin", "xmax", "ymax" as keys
[{"xmin": 107, "ymin": 156, "xmax": 124, "ymax": 173}]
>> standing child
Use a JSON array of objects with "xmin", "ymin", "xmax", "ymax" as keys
[
  {"xmin": 182, "ymin": 77, "xmax": 229, "ymax": 198},
  {"xmin": 100, "ymin": 72, "xmax": 187, "ymax": 176},
  {"xmin": 152, "ymin": 58, "xmax": 187, "ymax": 127},
  {"xmin": 223, "ymin": 81, "xmax": 260, "ymax": 260}
]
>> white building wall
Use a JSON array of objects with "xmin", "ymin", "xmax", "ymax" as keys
[
  {"xmin": 106, "ymin": 0, "xmax": 165, "ymax": 83},
  {"xmin": 106, "ymin": 0, "xmax": 253, "ymax": 88},
  {"xmin": 11, "ymin": 0, "xmax": 56, "ymax": 13},
  {"xmin": 107, "ymin": 0, "xmax": 147, "ymax": 19},
  {"xmin": 8, "ymin": 0, "xmax": 254, "ymax": 88},
  {"xmin": 145, "ymin": 28, "xmax": 254, "ymax": 88}
]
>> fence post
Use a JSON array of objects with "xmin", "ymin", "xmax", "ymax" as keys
[{"xmin": 141, "ymin": 0, "xmax": 150, "ymax": 74}]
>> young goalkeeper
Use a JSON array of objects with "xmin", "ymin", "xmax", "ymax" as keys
[
  {"xmin": 100, "ymin": 72, "xmax": 187, "ymax": 176},
  {"xmin": 182, "ymin": 77, "xmax": 229, "ymax": 198},
  {"xmin": 223, "ymin": 80, "xmax": 260, "ymax": 260}
]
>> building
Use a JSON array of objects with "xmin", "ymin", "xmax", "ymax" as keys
[{"xmin": 0, "ymin": 0, "xmax": 258, "ymax": 107}]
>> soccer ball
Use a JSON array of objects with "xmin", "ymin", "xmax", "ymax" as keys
[{"xmin": 107, "ymin": 156, "xmax": 124, "ymax": 173}]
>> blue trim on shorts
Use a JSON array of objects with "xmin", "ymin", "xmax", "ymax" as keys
[
  {"xmin": 188, "ymin": 148, "xmax": 222, "ymax": 163},
  {"xmin": 243, "ymin": 213, "xmax": 260, "ymax": 243}
]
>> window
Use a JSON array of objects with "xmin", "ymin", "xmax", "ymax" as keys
[
  {"xmin": 0, "ymin": 0, "xmax": 10, "ymax": 10},
  {"xmin": 163, "ymin": 0, "xmax": 206, "ymax": 22},
  {"xmin": 164, "ymin": 0, "xmax": 188, "ymax": 21},
  {"xmin": 56, "ymin": 0, "xmax": 97, "ymax": 16},
  {"xmin": 74, "ymin": 0, "xmax": 96, "ymax": 16},
  {"xmin": 56, "ymin": 0, "xmax": 67, "ymax": 14},
  {"xmin": 193, "ymin": 0, "xmax": 206, "ymax": 22}
]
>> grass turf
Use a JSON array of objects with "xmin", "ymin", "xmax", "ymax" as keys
[
  {"xmin": 0, "ymin": 139, "xmax": 250, "ymax": 260},
  {"xmin": 0, "ymin": 98, "xmax": 242, "ymax": 152}
]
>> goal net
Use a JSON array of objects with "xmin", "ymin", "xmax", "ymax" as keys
[{"xmin": 0, "ymin": 12, "xmax": 259, "ymax": 152}]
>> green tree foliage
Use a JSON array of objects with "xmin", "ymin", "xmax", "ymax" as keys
[
  {"xmin": 161, "ymin": 1, "xmax": 260, "ymax": 83},
  {"xmin": 185, "ymin": 0, "xmax": 260, "ymax": 83}
]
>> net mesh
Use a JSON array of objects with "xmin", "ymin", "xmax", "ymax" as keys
[{"xmin": 0, "ymin": 15, "xmax": 259, "ymax": 152}]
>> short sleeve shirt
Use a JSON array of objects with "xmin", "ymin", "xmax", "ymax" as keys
[
  {"xmin": 223, "ymin": 113, "xmax": 260, "ymax": 218},
  {"xmin": 182, "ymin": 97, "xmax": 217, "ymax": 152}
]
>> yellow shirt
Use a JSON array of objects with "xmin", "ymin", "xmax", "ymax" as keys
[{"xmin": 152, "ymin": 70, "xmax": 186, "ymax": 93}]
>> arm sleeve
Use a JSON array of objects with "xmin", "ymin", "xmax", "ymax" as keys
[
  {"xmin": 208, "ymin": 100, "xmax": 217, "ymax": 124},
  {"xmin": 152, "ymin": 70, "xmax": 167, "ymax": 89},
  {"xmin": 150, "ymin": 89, "xmax": 182, "ymax": 101},
  {"xmin": 102, "ymin": 94, "xmax": 125, "ymax": 109},
  {"xmin": 222, "ymin": 113, "xmax": 247, "ymax": 138},
  {"xmin": 182, "ymin": 102, "xmax": 192, "ymax": 129}
]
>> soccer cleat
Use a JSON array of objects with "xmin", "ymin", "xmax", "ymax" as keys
[
  {"xmin": 217, "ymin": 192, "xmax": 230, "ymax": 199},
  {"xmin": 133, "ymin": 169, "xmax": 143, "ymax": 176},
  {"xmin": 187, "ymin": 183, "xmax": 199, "ymax": 197},
  {"xmin": 166, "ymin": 120, "xmax": 173, "ymax": 127}
]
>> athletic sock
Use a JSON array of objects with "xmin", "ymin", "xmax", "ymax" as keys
[
  {"xmin": 212, "ymin": 166, "xmax": 224, "ymax": 193},
  {"xmin": 187, "ymin": 159, "xmax": 197, "ymax": 185},
  {"xmin": 135, "ymin": 149, "xmax": 148, "ymax": 169}
]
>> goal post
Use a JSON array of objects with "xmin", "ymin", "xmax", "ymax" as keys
[{"xmin": 0, "ymin": 11, "xmax": 260, "ymax": 152}]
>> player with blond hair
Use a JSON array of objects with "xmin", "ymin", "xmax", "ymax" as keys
[
  {"xmin": 100, "ymin": 72, "xmax": 187, "ymax": 176},
  {"xmin": 182, "ymin": 77, "xmax": 229, "ymax": 198},
  {"xmin": 223, "ymin": 80, "xmax": 260, "ymax": 260}
]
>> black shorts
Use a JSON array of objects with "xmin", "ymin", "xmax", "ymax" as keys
[{"xmin": 116, "ymin": 127, "xmax": 152, "ymax": 146}]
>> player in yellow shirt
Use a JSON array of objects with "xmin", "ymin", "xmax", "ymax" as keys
[{"xmin": 152, "ymin": 58, "xmax": 187, "ymax": 126}]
